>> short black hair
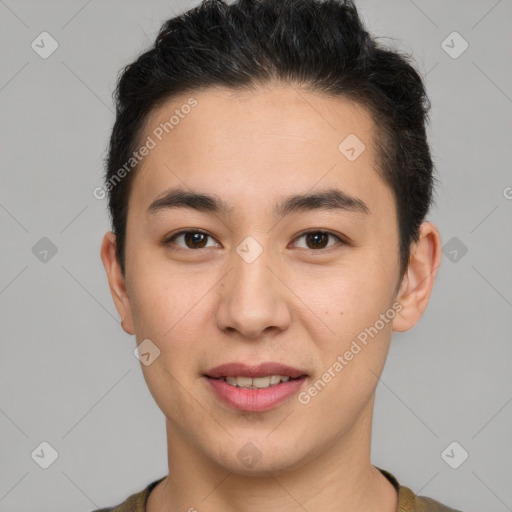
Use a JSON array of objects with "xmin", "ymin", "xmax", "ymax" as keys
[{"xmin": 104, "ymin": 0, "xmax": 435, "ymax": 283}]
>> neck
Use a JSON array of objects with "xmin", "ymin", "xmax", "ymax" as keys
[{"xmin": 147, "ymin": 397, "xmax": 397, "ymax": 512}]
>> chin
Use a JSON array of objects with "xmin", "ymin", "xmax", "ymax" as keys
[{"xmin": 206, "ymin": 432, "xmax": 314, "ymax": 476}]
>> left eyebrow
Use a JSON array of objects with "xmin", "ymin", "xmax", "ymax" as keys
[
  {"xmin": 147, "ymin": 186, "xmax": 370, "ymax": 217},
  {"xmin": 275, "ymin": 188, "xmax": 370, "ymax": 217}
]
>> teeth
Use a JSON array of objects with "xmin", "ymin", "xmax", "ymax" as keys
[{"xmin": 222, "ymin": 375, "xmax": 293, "ymax": 389}]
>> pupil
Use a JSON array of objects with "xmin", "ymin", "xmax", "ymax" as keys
[
  {"xmin": 185, "ymin": 232, "xmax": 207, "ymax": 248},
  {"xmin": 306, "ymin": 232, "xmax": 328, "ymax": 249}
]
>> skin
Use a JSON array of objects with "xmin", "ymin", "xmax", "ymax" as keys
[{"xmin": 101, "ymin": 83, "xmax": 442, "ymax": 512}]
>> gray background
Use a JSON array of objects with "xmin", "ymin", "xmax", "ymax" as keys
[{"xmin": 0, "ymin": 0, "xmax": 511, "ymax": 511}]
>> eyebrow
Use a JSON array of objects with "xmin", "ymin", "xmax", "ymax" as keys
[{"xmin": 147, "ymin": 186, "xmax": 370, "ymax": 218}]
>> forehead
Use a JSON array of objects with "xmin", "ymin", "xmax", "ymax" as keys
[{"xmin": 130, "ymin": 84, "xmax": 392, "ymax": 216}]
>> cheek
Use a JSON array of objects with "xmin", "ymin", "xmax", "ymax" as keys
[
  {"xmin": 127, "ymin": 258, "xmax": 216, "ymax": 359},
  {"xmin": 300, "ymin": 275, "xmax": 394, "ymax": 429},
  {"xmin": 303, "ymin": 261, "xmax": 394, "ymax": 329},
  {"xmin": 130, "ymin": 268, "xmax": 210, "ymax": 407},
  {"xmin": 300, "ymin": 260, "xmax": 396, "ymax": 382}
]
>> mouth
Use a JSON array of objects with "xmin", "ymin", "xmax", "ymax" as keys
[
  {"xmin": 203, "ymin": 362, "xmax": 308, "ymax": 412},
  {"xmin": 209, "ymin": 374, "xmax": 304, "ymax": 390}
]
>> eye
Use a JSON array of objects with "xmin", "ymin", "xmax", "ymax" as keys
[
  {"xmin": 163, "ymin": 230, "xmax": 220, "ymax": 250},
  {"xmin": 163, "ymin": 229, "xmax": 346, "ymax": 252},
  {"xmin": 292, "ymin": 230, "xmax": 345, "ymax": 251}
]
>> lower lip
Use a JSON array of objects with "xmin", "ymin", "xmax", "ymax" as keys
[{"xmin": 205, "ymin": 376, "xmax": 307, "ymax": 412}]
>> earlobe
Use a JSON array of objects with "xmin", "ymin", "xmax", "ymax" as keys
[
  {"xmin": 392, "ymin": 222, "xmax": 442, "ymax": 333},
  {"xmin": 100, "ymin": 231, "xmax": 136, "ymax": 335}
]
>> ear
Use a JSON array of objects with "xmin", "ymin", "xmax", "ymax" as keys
[
  {"xmin": 100, "ymin": 231, "xmax": 135, "ymax": 335},
  {"xmin": 393, "ymin": 221, "xmax": 442, "ymax": 332}
]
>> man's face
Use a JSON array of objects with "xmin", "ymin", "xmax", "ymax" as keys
[{"xmin": 118, "ymin": 84, "xmax": 403, "ymax": 472}]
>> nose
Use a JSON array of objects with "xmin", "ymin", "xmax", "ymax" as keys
[{"xmin": 215, "ymin": 244, "xmax": 292, "ymax": 340}]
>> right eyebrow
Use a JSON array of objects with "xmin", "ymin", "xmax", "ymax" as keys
[{"xmin": 147, "ymin": 187, "xmax": 233, "ymax": 216}]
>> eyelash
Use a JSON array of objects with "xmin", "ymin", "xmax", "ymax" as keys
[{"xmin": 162, "ymin": 229, "xmax": 347, "ymax": 252}]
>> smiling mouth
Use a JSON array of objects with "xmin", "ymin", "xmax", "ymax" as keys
[
  {"xmin": 205, "ymin": 367, "xmax": 308, "ymax": 411},
  {"xmin": 211, "ymin": 375, "xmax": 304, "ymax": 389}
]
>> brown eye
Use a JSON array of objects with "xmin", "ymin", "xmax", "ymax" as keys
[
  {"xmin": 293, "ymin": 230, "xmax": 344, "ymax": 250},
  {"xmin": 164, "ymin": 230, "xmax": 219, "ymax": 250}
]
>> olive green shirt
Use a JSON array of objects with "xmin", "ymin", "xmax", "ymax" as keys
[{"xmin": 92, "ymin": 468, "xmax": 462, "ymax": 511}]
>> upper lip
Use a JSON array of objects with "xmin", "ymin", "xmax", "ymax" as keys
[{"xmin": 205, "ymin": 362, "xmax": 307, "ymax": 379}]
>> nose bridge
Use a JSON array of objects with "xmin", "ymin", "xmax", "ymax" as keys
[
  {"xmin": 215, "ymin": 237, "xmax": 290, "ymax": 337},
  {"xmin": 235, "ymin": 240, "xmax": 273, "ymax": 295}
]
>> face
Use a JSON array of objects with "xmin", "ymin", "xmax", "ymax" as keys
[{"xmin": 103, "ymin": 83, "xmax": 424, "ymax": 475}]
